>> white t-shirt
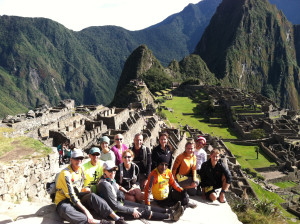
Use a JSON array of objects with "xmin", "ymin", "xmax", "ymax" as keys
[{"xmin": 194, "ymin": 148, "xmax": 207, "ymax": 170}]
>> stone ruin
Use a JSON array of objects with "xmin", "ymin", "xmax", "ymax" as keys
[
  {"xmin": 185, "ymin": 126, "xmax": 257, "ymax": 200},
  {"xmin": 0, "ymin": 99, "xmax": 188, "ymax": 202}
]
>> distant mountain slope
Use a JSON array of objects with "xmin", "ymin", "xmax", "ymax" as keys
[
  {"xmin": 269, "ymin": 0, "xmax": 300, "ymax": 25},
  {"xmin": 2, "ymin": 0, "xmax": 300, "ymax": 118},
  {"xmin": 0, "ymin": 0, "xmax": 221, "ymax": 118},
  {"xmin": 0, "ymin": 16, "xmax": 117, "ymax": 112},
  {"xmin": 194, "ymin": 0, "xmax": 300, "ymax": 109}
]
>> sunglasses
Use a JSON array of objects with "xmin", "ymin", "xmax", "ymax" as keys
[
  {"xmin": 73, "ymin": 157, "xmax": 84, "ymax": 161},
  {"xmin": 123, "ymin": 156, "xmax": 131, "ymax": 159},
  {"xmin": 159, "ymin": 163, "xmax": 168, "ymax": 167},
  {"xmin": 115, "ymin": 138, "xmax": 123, "ymax": 141},
  {"xmin": 91, "ymin": 153, "xmax": 100, "ymax": 156},
  {"xmin": 107, "ymin": 169, "xmax": 117, "ymax": 173}
]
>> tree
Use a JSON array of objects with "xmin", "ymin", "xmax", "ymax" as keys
[{"xmin": 250, "ymin": 129, "xmax": 266, "ymax": 140}]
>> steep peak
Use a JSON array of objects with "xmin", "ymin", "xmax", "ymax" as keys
[
  {"xmin": 194, "ymin": 0, "xmax": 300, "ymax": 109},
  {"xmin": 114, "ymin": 45, "xmax": 162, "ymax": 93}
]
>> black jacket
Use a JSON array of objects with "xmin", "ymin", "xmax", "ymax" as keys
[
  {"xmin": 199, "ymin": 158, "xmax": 232, "ymax": 188},
  {"xmin": 130, "ymin": 145, "xmax": 151, "ymax": 178},
  {"xmin": 151, "ymin": 144, "xmax": 173, "ymax": 170}
]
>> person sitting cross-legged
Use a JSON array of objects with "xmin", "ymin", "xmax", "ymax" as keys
[
  {"xmin": 96, "ymin": 161, "xmax": 184, "ymax": 222},
  {"xmin": 145, "ymin": 155, "xmax": 189, "ymax": 210},
  {"xmin": 55, "ymin": 148, "xmax": 126, "ymax": 224},
  {"xmin": 199, "ymin": 148, "xmax": 232, "ymax": 203},
  {"xmin": 115, "ymin": 149, "xmax": 144, "ymax": 203}
]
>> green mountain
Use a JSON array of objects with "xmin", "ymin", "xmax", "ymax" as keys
[
  {"xmin": 2, "ymin": 0, "xmax": 300, "ymax": 118},
  {"xmin": 0, "ymin": 0, "xmax": 221, "ymax": 118},
  {"xmin": 0, "ymin": 16, "xmax": 117, "ymax": 113},
  {"xmin": 194, "ymin": 0, "xmax": 300, "ymax": 109},
  {"xmin": 110, "ymin": 45, "xmax": 175, "ymax": 107}
]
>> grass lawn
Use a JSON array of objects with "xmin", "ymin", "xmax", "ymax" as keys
[
  {"xmin": 225, "ymin": 142, "xmax": 276, "ymax": 170},
  {"xmin": 0, "ymin": 127, "xmax": 52, "ymax": 160},
  {"xmin": 273, "ymin": 181, "xmax": 298, "ymax": 189},
  {"xmin": 249, "ymin": 180, "xmax": 298, "ymax": 223},
  {"xmin": 162, "ymin": 96, "xmax": 237, "ymax": 139}
]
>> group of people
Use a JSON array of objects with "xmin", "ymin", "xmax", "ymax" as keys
[
  {"xmin": 57, "ymin": 140, "xmax": 74, "ymax": 165},
  {"xmin": 54, "ymin": 133, "xmax": 232, "ymax": 224}
]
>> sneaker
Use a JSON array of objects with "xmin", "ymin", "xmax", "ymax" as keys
[
  {"xmin": 187, "ymin": 201, "xmax": 197, "ymax": 208},
  {"xmin": 171, "ymin": 206, "xmax": 184, "ymax": 221},
  {"xmin": 115, "ymin": 217, "xmax": 128, "ymax": 224},
  {"xmin": 169, "ymin": 201, "xmax": 181, "ymax": 213}
]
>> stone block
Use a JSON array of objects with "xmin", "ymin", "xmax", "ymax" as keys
[
  {"xmin": 0, "ymin": 180, "xmax": 8, "ymax": 195},
  {"xmin": 29, "ymin": 174, "xmax": 39, "ymax": 186},
  {"xmin": 13, "ymin": 178, "xmax": 27, "ymax": 194},
  {"xmin": 4, "ymin": 169, "xmax": 14, "ymax": 183},
  {"xmin": 2, "ymin": 194, "xmax": 11, "ymax": 201},
  {"xmin": 28, "ymin": 184, "xmax": 38, "ymax": 199}
]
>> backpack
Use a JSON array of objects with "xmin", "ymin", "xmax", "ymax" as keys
[
  {"xmin": 131, "ymin": 144, "xmax": 149, "ymax": 169},
  {"xmin": 119, "ymin": 162, "xmax": 139, "ymax": 187},
  {"xmin": 46, "ymin": 166, "xmax": 86, "ymax": 202}
]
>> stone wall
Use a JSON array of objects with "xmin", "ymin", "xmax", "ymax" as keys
[
  {"xmin": 8, "ymin": 109, "xmax": 72, "ymax": 136},
  {"xmin": 0, "ymin": 149, "xmax": 59, "ymax": 202}
]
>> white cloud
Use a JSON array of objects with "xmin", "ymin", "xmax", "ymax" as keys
[{"xmin": 0, "ymin": 0, "xmax": 201, "ymax": 31}]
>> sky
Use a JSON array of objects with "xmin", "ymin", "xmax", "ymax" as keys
[{"xmin": 0, "ymin": 0, "xmax": 201, "ymax": 31}]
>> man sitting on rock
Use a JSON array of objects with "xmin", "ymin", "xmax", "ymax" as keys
[
  {"xmin": 55, "ymin": 148, "xmax": 126, "ymax": 224},
  {"xmin": 199, "ymin": 149, "xmax": 232, "ymax": 203}
]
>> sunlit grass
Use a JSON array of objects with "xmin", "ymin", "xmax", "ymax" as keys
[
  {"xmin": 249, "ymin": 180, "xmax": 298, "ymax": 223},
  {"xmin": 224, "ymin": 142, "xmax": 276, "ymax": 170},
  {"xmin": 0, "ymin": 127, "xmax": 52, "ymax": 159},
  {"xmin": 161, "ymin": 96, "xmax": 237, "ymax": 139},
  {"xmin": 273, "ymin": 181, "xmax": 298, "ymax": 189}
]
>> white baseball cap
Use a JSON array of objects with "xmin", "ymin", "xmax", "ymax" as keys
[{"xmin": 71, "ymin": 148, "xmax": 84, "ymax": 159}]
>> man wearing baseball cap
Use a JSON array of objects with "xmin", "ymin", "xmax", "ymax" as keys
[
  {"xmin": 55, "ymin": 148, "xmax": 126, "ymax": 224},
  {"xmin": 83, "ymin": 147, "xmax": 104, "ymax": 193}
]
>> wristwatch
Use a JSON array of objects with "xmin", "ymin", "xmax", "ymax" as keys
[{"xmin": 221, "ymin": 189, "xmax": 226, "ymax": 193}]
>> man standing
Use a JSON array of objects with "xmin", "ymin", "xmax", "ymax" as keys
[
  {"xmin": 130, "ymin": 133, "xmax": 151, "ymax": 190},
  {"xmin": 55, "ymin": 148, "xmax": 126, "ymax": 224},
  {"xmin": 199, "ymin": 149, "xmax": 232, "ymax": 203},
  {"xmin": 83, "ymin": 147, "xmax": 103, "ymax": 193}
]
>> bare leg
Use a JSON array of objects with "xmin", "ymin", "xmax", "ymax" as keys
[{"xmin": 219, "ymin": 175, "xmax": 230, "ymax": 203}]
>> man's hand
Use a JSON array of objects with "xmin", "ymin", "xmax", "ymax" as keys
[
  {"xmin": 191, "ymin": 182, "xmax": 197, "ymax": 188},
  {"xmin": 128, "ymin": 188, "xmax": 136, "ymax": 195},
  {"xmin": 132, "ymin": 208, "xmax": 141, "ymax": 218},
  {"xmin": 142, "ymin": 179, "xmax": 148, "ymax": 189},
  {"xmin": 81, "ymin": 187, "xmax": 91, "ymax": 193},
  {"xmin": 85, "ymin": 210, "xmax": 95, "ymax": 223}
]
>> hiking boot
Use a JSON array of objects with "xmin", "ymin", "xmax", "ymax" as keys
[
  {"xmin": 171, "ymin": 205, "xmax": 184, "ymax": 221},
  {"xmin": 169, "ymin": 201, "xmax": 181, "ymax": 213},
  {"xmin": 115, "ymin": 217, "xmax": 127, "ymax": 224},
  {"xmin": 187, "ymin": 201, "xmax": 197, "ymax": 208}
]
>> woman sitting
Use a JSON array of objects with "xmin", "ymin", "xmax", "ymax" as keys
[
  {"xmin": 96, "ymin": 161, "xmax": 184, "ymax": 222},
  {"xmin": 172, "ymin": 142, "xmax": 199, "ymax": 197},
  {"xmin": 111, "ymin": 134, "xmax": 128, "ymax": 166},
  {"xmin": 115, "ymin": 150, "xmax": 144, "ymax": 202}
]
